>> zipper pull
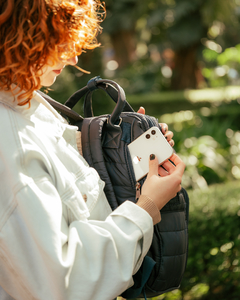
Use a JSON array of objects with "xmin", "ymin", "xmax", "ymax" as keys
[{"xmin": 136, "ymin": 182, "xmax": 141, "ymax": 201}]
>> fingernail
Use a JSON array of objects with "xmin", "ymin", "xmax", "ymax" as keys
[{"xmin": 150, "ymin": 154, "xmax": 155, "ymax": 160}]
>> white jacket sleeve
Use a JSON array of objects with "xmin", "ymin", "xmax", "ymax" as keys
[{"xmin": 0, "ymin": 177, "xmax": 153, "ymax": 300}]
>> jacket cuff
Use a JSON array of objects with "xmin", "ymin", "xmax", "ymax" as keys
[{"xmin": 137, "ymin": 195, "xmax": 161, "ymax": 225}]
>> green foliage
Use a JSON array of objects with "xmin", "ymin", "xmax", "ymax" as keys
[
  {"xmin": 101, "ymin": 0, "xmax": 240, "ymax": 91},
  {"xmin": 180, "ymin": 181, "xmax": 240, "ymax": 300},
  {"xmin": 139, "ymin": 181, "xmax": 240, "ymax": 300},
  {"xmin": 217, "ymin": 45, "xmax": 240, "ymax": 65},
  {"xmin": 202, "ymin": 49, "xmax": 219, "ymax": 63},
  {"xmin": 159, "ymin": 101, "xmax": 240, "ymax": 189},
  {"xmin": 202, "ymin": 44, "xmax": 240, "ymax": 88},
  {"xmin": 167, "ymin": 14, "xmax": 205, "ymax": 49},
  {"xmin": 200, "ymin": 0, "xmax": 237, "ymax": 26},
  {"xmin": 113, "ymin": 59, "xmax": 170, "ymax": 95},
  {"xmin": 103, "ymin": 0, "xmax": 140, "ymax": 33},
  {"xmin": 120, "ymin": 182, "xmax": 240, "ymax": 300}
]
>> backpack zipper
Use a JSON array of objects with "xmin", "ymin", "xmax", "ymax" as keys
[{"xmin": 135, "ymin": 182, "xmax": 141, "ymax": 201}]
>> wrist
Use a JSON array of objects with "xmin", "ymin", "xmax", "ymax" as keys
[{"xmin": 137, "ymin": 195, "xmax": 161, "ymax": 225}]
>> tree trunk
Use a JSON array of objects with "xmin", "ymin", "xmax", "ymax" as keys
[
  {"xmin": 110, "ymin": 30, "xmax": 136, "ymax": 68},
  {"xmin": 171, "ymin": 45, "xmax": 205, "ymax": 90}
]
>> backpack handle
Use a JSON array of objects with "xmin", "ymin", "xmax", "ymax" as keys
[{"xmin": 64, "ymin": 77, "xmax": 134, "ymax": 126}]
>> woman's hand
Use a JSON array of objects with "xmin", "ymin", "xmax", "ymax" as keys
[
  {"xmin": 141, "ymin": 153, "xmax": 185, "ymax": 210},
  {"xmin": 137, "ymin": 106, "xmax": 174, "ymax": 147}
]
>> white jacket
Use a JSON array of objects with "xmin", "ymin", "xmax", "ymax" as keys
[{"xmin": 0, "ymin": 89, "xmax": 154, "ymax": 300}]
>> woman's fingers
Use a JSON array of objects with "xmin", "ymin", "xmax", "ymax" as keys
[
  {"xmin": 141, "ymin": 154, "xmax": 185, "ymax": 210},
  {"xmin": 159, "ymin": 123, "xmax": 168, "ymax": 134},
  {"xmin": 164, "ymin": 131, "xmax": 174, "ymax": 147},
  {"xmin": 159, "ymin": 123, "xmax": 174, "ymax": 147},
  {"xmin": 159, "ymin": 154, "xmax": 185, "ymax": 177},
  {"xmin": 137, "ymin": 106, "xmax": 145, "ymax": 114},
  {"xmin": 169, "ymin": 153, "xmax": 185, "ymax": 176},
  {"xmin": 151, "ymin": 154, "xmax": 185, "ymax": 177},
  {"xmin": 161, "ymin": 160, "xmax": 176, "ymax": 174},
  {"xmin": 158, "ymin": 165, "xmax": 169, "ymax": 177},
  {"xmin": 164, "ymin": 130, "xmax": 173, "ymax": 140}
]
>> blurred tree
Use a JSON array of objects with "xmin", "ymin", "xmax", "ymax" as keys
[
  {"xmin": 47, "ymin": 0, "xmax": 240, "ymax": 106},
  {"xmin": 101, "ymin": 0, "xmax": 139, "ymax": 68},
  {"xmin": 102, "ymin": 0, "xmax": 240, "ymax": 90}
]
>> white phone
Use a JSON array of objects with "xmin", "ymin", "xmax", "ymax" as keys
[{"xmin": 128, "ymin": 126, "xmax": 174, "ymax": 181}]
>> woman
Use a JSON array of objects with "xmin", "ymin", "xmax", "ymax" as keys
[{"xmin": 0, "ymin": 1, "xmax": 185, "ymax": 300}]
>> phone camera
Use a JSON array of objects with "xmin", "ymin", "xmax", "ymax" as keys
[
  {"xmin": 146, "ymin": 134, "xmax": 150, "ymax": 139},
  {"xmin": 151, "ymin": 130, "xmax": 156, "ymax": 135}
]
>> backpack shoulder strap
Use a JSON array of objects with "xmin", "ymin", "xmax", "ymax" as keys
[
  {"xmin": 37, "ymin": 90, "xmax": 83, "ymax": 124},
  {"xmin": 81, "ymin": 116, "xmax": 119, "ymax": 210}
]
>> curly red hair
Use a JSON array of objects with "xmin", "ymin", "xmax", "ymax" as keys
[{"xmin": 0, "ymin": 0, "xmax": 105, "ymax": 105}]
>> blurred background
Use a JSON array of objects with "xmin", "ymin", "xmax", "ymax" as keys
[{"xmin": 44, "ymin": 0, "xmax": 240, "ymax": 299}]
